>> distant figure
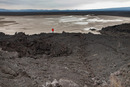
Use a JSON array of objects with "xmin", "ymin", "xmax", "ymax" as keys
[{"xmin": 52, "ymin": 28, "xmax": 54, "ymax": 33}]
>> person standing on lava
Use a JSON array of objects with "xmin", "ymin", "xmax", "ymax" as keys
[{"xmin": 52, "ymin": 28, "xmax": 54, "ymax": 33}]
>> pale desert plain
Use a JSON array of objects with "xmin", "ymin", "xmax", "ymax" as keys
[{"xmin": 0, "ymin": 15, "xmax": 130, "ymax": 34}]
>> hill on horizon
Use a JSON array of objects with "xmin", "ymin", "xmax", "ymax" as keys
[{"xmin": 0, "ymin": 7, "xmax": 130, "ymax": 12}]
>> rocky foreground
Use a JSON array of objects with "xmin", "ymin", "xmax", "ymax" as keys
[{"xmin": 0, "ymin": 23, "xmax": 130, "ymax": 87}]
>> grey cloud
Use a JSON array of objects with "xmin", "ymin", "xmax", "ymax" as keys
[{"xmin": 0, "ymin": 0, "xmax": 130, "ymax": 9}]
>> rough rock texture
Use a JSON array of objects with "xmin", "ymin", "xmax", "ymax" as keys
[
  {"xmin": 0, "ymin": 32, "xmax": 72, "ymax": 57},
  {"xmin": 0, "ymin": 24, "xmax": 130, "ymax": 87},
  {"xmin": 100, "ymin": 23, "xmax": 130, "ymax": 36},
  {"xmin": 42, "ymin": 79, "xmax": 79, "ymax": 87},
  {"xmin": 110, "ymin": 63, "xmax": 130, "ymax": 87}
]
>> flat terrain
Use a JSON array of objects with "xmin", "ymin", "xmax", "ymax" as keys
[{"xmin": 0, "ymin": 15, "xmax": 130, "ymax": 35}]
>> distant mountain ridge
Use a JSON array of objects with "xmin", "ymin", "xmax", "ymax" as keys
[
  {"xmin": 90, "ymin": 7, "xmax": 130, "ymax": 11},
  {"xmin": 0, "ymin": 7, "xmax": 130, "ymax": 12}
]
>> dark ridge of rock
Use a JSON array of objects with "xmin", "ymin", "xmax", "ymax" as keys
[
  {"xmin": 100, "ymin": 23, "xmax": 130, "ymax": 36},
  {"xmin": 0, "ymin": 32, "xmax": 5, "ymax": 36},
  {"xmin": 0, "ymin": 33, "xmax": 72, "ymax": 57},
  {"xmin": 90, "ymin": 29, "xmax": 96, "ymax": 31},
  {"xmin": 0, "ymin": 11, "xmax": 130, "ymax": 17}
]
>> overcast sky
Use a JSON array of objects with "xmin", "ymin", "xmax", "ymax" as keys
[{"xmin": 0, "ymin": 0, "xmax": 130, "ymax": 10}]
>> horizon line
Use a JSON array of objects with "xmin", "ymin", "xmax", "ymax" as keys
[{"xmin": 0, "ymin": 6, "xmax": 130, "ymax": 10}]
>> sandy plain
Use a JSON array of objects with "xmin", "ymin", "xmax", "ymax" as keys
[{"xmin": 0, "ymin": 15, "xmax": 130, "ymax": 35}]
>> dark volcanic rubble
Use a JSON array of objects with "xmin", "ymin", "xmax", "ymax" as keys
[
  {"xmin": 0, "ymin": 32, "xmax": 72, "ymax": 57},
  {"xmin": 0, "ymin": 23, "xmax": 130, "ymax": 87},
  {"xmin": 100, "ymin": 23, "xmax": 130, "ymax": 36}
]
